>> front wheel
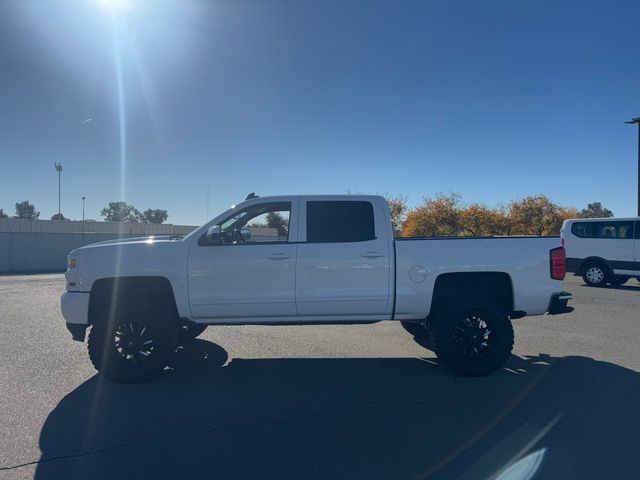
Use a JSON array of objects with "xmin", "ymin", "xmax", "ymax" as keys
[
  {"xmin": 431, "ymin": 295, "xmax": 513, "ymax": 376},
  {"xmin": 88, "ymin": 300, "xmax": 178, "ymax": 383}
]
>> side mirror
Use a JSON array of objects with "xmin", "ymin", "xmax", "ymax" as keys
[
  {"xmin": 240, "ymin": 227, "xmax": 251, "ymax": 240},
  {"xmin": 205, "ymin": 225, "xmax": 223, "ymax": 245}
]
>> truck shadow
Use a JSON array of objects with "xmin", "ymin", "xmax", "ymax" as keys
[{"xmin": 34, "ymin": 340, "xmax": 640, "ymax": 480}]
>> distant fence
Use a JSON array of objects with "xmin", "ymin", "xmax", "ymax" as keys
[{"xmin": 0, "ymin": 219, "xmax": 198, "ymax": 274}]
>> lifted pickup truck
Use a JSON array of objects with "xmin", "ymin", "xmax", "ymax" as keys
[{"xmin": 61, "ymin": 194, "xmax": 571, "ymax": 382}]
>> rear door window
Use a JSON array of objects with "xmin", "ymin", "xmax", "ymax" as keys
[{"xmin": 306, "ymin": 201, "xmax": 375, "ymax": 243}]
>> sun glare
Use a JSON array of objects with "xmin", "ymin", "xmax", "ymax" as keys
[{"xmin": 95, "ymin": 0, "xmax": 132, "ymax": 14}]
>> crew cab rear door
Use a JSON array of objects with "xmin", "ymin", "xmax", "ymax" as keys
[{"xmin": 295, "ymin": 198, "xmax": 392, "ymax": 317}]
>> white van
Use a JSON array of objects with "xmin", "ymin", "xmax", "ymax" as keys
[{"xmin": 561, "ymin": 218, "xmax": 640, "ymax": 287}]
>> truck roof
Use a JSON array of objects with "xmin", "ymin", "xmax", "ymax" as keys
[
  {"xmin": 234, "ymin": 194, "xmax": 386, "ymax": 207},
  {"xmin": 565, "ymin": 217, "xmax": 640, "ymax": 222}
]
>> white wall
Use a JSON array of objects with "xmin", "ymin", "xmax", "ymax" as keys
[{"xmin": 0, "ymin": 219, "xmax": 198, "ymax": 273}]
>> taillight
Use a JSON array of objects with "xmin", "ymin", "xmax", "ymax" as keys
[{"xmin": 550, "ymin": 247, "xmax": 566, "ymax": 280}]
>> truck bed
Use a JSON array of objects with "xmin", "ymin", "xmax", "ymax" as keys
[{"xmin": 393, "ymin": 236, "xmax": 564, "ymax": 320}]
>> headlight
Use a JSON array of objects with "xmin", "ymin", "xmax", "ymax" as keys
[{"xmin": 68, "ymin": 257, "xmax": 78, "ymax": 269}]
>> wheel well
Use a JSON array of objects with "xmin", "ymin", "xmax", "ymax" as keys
[
  {"xmin": 431, "ymin": 272, "xmax": 514, "ymax": 313},
  {"xmin": 88, "ymin": 277, "xmax": 179, "ymax": 325}
]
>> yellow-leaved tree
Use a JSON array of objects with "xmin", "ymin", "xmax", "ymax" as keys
[{"xmin": 402, "ymin": 193, "xmax": 461, "ymax": 237}]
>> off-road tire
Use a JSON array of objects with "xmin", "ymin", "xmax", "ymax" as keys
[
  {"xmin": 430, "ymin": 294, "xmax": 514, "ymax": 376},
  {"xmin": 88, "ymin": 298, "xmax": 178, "ymax": 383}
]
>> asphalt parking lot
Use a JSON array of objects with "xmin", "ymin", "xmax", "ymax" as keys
[{"xmin": 0, "ymin": 274, "xmax": 639, "ymax": 480}]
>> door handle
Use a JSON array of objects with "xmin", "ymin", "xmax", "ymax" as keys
[
  {"xmin": 268, "ymin": 253, "xmax": 290, "ymax": 260},
  {"xmin": 362, "ymin": 251, "xmax": 384, "ymax": 258}
]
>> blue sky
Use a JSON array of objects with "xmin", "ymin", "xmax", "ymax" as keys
[{"xmin": 1, "ymin": 0, "xmax": 639, "ymax": 225}]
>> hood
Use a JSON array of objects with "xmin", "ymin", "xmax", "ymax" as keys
[{"xmin": 77, "ymin": 235, "xmax": 183, "ymax": 250}]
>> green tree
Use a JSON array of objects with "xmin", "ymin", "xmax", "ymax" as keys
[
  {"xmin": 579, "ymin": 202, "xmax": 614, "ymax": 218},
  {"xmin": 100, "ymin": 202, "xmax": 141, "ymax": 222},
  {"xmin": 51, "ymin": 213, "xmax": 67, "ymax": 221},
  {"xmin": 15, "ymin": 200, "xmax": 40, "ymax": 220},
  {"xmin": 0, "ymin": 208, "xmax": 8, "ymax": 219},
  {"xmin": 141, "ymin": 209, "xmax": 169, "ymax": 224}
]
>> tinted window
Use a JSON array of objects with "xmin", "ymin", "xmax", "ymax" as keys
[
  {"xmin": 571, "ymin": 222, "xmax": 593, "ymax": 238},
  {"xmin": 307, "ymin": 201, "xmax": 375, "ymax": 243},
  {"xmin": 636, "ymin": 221, "xmax": 640, "ymax": 240},
  {"xmin": 594, "ymin": 221, "xmax": 634, "ymax": 239}
]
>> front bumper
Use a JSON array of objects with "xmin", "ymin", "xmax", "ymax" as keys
[
  {"xmin": 61, "ymin": 292, "xmax": 90, "ymax": 341},
  {"xmin": 548, "ymin": 291, "xmax": 573, "ymax": 315}
]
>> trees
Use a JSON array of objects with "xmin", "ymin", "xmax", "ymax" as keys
[
  {"xmin": 100, "ymin": 202, "xmax": 170, "ymax": 223},
  {"xmin": 50, "ymin": 213, "xmax": 67, "ymax": 221},
  {"xmin": 459, "ymin": 203, "xmax": 499, "ymax": 236},
  {"xmin": 0, "ymin": 209, "xmax": 8, "ymax": 219},
  {"xmin": 550, "ymin": 206, "xmax": 579, "ymax": 235},
  {"xmin": 100, "ymin": 202, "xmax": 141, "ymax": 222},
  {"xmin": 507, "ymin": 196, "xmax": 579, "ymax": 236},
  {"xmin": 141, "ymin": 209, "xmax": 169, "ymax": 224},
  {"xmin": 508, "ymin": 196, "xmax": 559, "ymax": 236},
  {"xmin": 385, "ymin": 194, "xmax": 409, "ymax": 233},
  {"xmin": 15, "ymin": 201, "xmax": 40, "ymax": 220},
  {"xmin": 266, "ymin": 212, "xmax": 288, "ymax": 237},
  {"xmin": 402, "ymin": 193, "xmax": 461, "ymax": 237},
  {"xmin": 399, "ymin": 193, "xmax": 580, "ymax": 238},
  {"xmin": 579, "ymin": 202, "xmax": 614, "ymax": 218}
]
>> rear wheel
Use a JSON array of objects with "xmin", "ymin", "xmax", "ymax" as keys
[
  {"xmin": 431, "ymin": 295, "xmax": 513, "ymax": 376},
  {"xmin": 88, "ymin": 299, "xmax": 178, "ymax": 383},
  {"xmin": 582, "ymin": 262, "xmax": 609, "ymax": 287},
  {"xmin": 609, "ymin": 276, "xmax": 628, "ymax": 287}
]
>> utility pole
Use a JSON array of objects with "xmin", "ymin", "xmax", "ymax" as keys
[
  {"xmin": 625, "ymin": 117, "xmax": 640, "ymax": 216},
  {"xmin": 81, "ymin": 196, "xmax": 86, "ymax": 245},
  {"xmin": 54, "ymin": 163, "xmax": 63, "ymax": 216}
]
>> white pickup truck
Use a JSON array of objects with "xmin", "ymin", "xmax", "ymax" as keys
[{"xmin": 61, "ymin": 194, "xmax": 571, "ymax": 383}]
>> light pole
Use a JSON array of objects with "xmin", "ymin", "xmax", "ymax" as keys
[
  {"xmin": 625, "ymin": 117, "xmax": 640, "ymax": 216},
  {"xmin": 81, "ymin": 196, "xmax": 86, "ymax": 245},
  {"xmin": 54, "ymin": 162, "xmax": 63, "ymax": 216}
]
